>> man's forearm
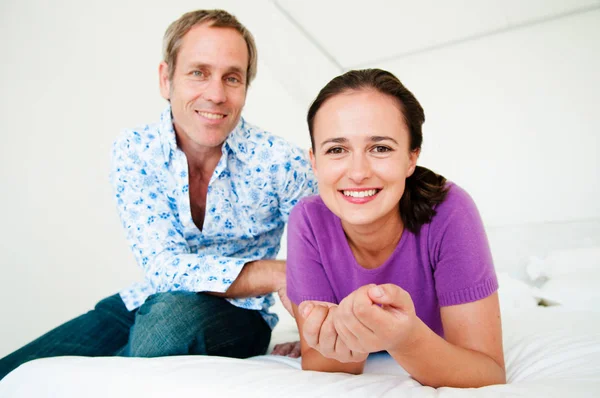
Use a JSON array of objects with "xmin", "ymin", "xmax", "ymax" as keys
[{"xmin": 209, "ymin": 259, "xmax": 285, "ymax": 298}]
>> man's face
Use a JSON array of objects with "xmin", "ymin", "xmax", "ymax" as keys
[{"xmin": 159, "ymin": 23, "xmax": 248, "ymax": 153}]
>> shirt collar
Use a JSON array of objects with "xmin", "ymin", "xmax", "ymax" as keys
[
  {"xmin": 223, "ymin": 117, "xmax": 251, "ymax": 162},
  {"xmin": 159, "ymin": 105, "xmax": 177, "ymax": 157},
  {"xmin": 159, "ymin": 105, "xmax": 249, "ymax": 162}
]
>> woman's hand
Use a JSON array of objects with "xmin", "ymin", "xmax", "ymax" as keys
[
  {"xmin": 334, "ymin": 284, "xmax": 422, "ymax": 354},
  {"xmin": 298, "ymin": 301, "xmax": 368, "ymax": 363}
]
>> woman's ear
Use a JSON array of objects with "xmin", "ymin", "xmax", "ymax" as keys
[
  {"xmin": 308, "ymin": 148, "xmax": 318, "ymax": 178},
  {"xmin": 407, "ymin": 148, "xmax": 421, "ymax": 177}
]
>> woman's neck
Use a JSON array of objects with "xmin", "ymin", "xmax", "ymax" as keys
[{"xmin": 342, "ymin": 211, "xmax": 404, "ymax": 269}]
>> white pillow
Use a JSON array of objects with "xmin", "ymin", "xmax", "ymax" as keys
[
  {"xmin": 527, "ymin": 247, "xmax": 600, "ymax": 281},
  {"xmin": 537, "ymin": 273, "xmax": 600, "ymax": 311},
  {"xmin": 526, "ymin": 247, "xmax": 600, "ymax": 310},
  {"xmin": 497, "ymin": 272, "xmax": 541, "ymax": 313}
]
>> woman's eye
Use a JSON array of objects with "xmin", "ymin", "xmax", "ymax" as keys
[
  {"xmin": 326, "ymin": 147, "xmax": 345, "ymax": 155},
  {"xmin": 372, "ymin": 145, "xmax": 391, "ymax": 153}
]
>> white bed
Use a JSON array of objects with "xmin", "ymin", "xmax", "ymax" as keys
[{"xmin": 2, "ymin": 220, "xmax": 600, "ymax": 397}]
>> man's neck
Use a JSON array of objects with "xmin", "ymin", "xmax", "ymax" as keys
[
  {"xmin": 175, "ymin": 132, "xmax": 225, "ymax": 177},
  {"xmin": 185, "ymin": 149, "xmax": 222, "ymax": 178}
]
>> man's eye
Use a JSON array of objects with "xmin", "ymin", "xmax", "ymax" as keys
[
  {"xmin": 227, "ymin": 77, "xmax": 240, "ymax": 83},
  {"xmin": 326, "ymin": 147, "xmax": 345, "ymax": 155},
  {"xmin": 192, "ymin": 70, "xmax": 204, "ymax": 77}
]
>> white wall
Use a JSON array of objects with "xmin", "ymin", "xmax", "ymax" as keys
[
  {"xmin": 0, "ymin": 0, "xmax": 598, "ymax": 357},
  {"xmin": 377, "ymin": 9, "xmax": 600, "ymax": 226}
]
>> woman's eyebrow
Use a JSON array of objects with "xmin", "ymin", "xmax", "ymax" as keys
[
  {"xmin": 370, "ymin": 136, "xmax": 398, "ymax": 144},
  {"xmin": 320, "ymin": 137, "xmax": 348, "ymax": 148}
]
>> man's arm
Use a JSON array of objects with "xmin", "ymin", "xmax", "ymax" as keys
[
  {"xmin": 210, "ymin": 259, "xmax": 285, "ymax": 298},
  {"xmin": 110, "ymin": 132, "xmax": 271, "ymax": 300}
]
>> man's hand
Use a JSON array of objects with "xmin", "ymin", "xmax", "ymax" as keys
[
  {"xmin": 209, "ymin": 260, "xmax": 286, "ymax": 299},
  {"xmin": 334, "ymin": 284, "xmax": 421, "ymax": 354},
  {"xmin": 277, "ymin": 284, "xmax": 294, "ymax": 317},
  {"xmin": 271, "ymin": 341, "xmax": 301, "ymax": 358},
  {"xmin": 298, "ymin": 301, "xmax": 368, "ymax": 363}
]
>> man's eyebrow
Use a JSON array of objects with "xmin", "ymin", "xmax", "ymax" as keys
[
  {"xmin": 222, "ymin": 65, "xmax": 245, "ymax": 76},
  {"xmin": 189, "ymin": 63, "xmax": 246, "ymax": 77}
]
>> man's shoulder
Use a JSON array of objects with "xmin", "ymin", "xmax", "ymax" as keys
[
  {"xmin": 112, "ymin": 118, "xmax": 171, "ymax": 161},
  {"xmin": 236, "ymin": 120, "xmax": 308, "ymax": 161},
  {"xmin": 114, "ymin": 120, "xmax": 162, "ymax": 147}
]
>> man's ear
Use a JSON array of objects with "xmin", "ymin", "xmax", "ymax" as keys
[
  {"xmin": 308, "ymin": 148, "xmax": 318, "ymax": 179},
  {"xmin": 407, "ymin": 148, "xmax": 421, "ymax": 177},
  {"xmin": 159, "ymin": 61, "xmax": 171, "ymax": 100}
]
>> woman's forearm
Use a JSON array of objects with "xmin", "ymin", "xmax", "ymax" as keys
[
  {"xmin": 301, "ymin": 348, "xmax": 365, "ymax": 375},
  {"xmin": 389, "ymin": 320, "xmax": 506, "ymax": 388}
]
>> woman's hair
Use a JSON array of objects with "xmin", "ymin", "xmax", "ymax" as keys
[{"xmin": 307, "ymin": 68, "xmax": 449, "ymax": 233}]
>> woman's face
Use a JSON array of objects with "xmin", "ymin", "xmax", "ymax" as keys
[{"xmin": 310, "ymin": 89, "xmax": 419, "ymax": 228}]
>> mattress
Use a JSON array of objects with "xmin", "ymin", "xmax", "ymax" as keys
[{"xmin": 1, "ymin": 306, "xmax": 598, "ymax": 397}]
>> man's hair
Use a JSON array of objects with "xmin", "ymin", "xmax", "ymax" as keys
[
  {"xmin": 307, "ymin": 68, "xmax": 449, "ymax": 233},
  {"xmin": 162, "ymin": 9, "xmax": 258, "ymax": 86}
]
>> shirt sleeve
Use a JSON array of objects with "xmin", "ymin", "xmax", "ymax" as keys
[
  {"xmin": 286, "ymin": 201, "xmax": 337, "ymax": 305},
  {"xmin": 110, "ymin": 132, "xmax": 247, "ymax": 296},
  {"xmin": 429, "ymin": 186, "xmax": 498, "ymax": 307},
  {"xmin": 276, "ymin": 144, "xmax": 318, "ymax": 222}
]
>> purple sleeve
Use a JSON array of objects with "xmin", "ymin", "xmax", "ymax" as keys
[
  {"xmin": 286, "ymin": 201, "xmax": 336, "ymax": 305},
  {"xmin": 429, "ymin": 186, "xmax": 498, "ymax": 306}
]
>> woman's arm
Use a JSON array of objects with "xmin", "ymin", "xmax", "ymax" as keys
[
  {"xmin": 333, "ymin": 284, "xmax": 505, "ymax": 388},
  {"xmin": 293, "ymin": 302, "xmax": 366, "ymax": 374},
  {"xmin": 388, "ymin": 292, "xmax": 505, "ymax": 388}
]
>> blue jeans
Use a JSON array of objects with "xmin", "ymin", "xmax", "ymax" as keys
[{"xmin": 0, "ymin": 292, "xmax": 271, "ymax": 381}]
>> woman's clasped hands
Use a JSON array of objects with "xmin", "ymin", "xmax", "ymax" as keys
[{"xmin": 298, "ymin": 284, "xmax": 422, "ymax": 363}]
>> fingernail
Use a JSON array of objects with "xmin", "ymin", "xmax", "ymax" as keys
[
  {"xmin": 370, "ymin": 286, "xmax": 384, "ymax": 298},
  {"xmin": 302, "ymin": 303, "xmax": 314, "ymax": 318}
]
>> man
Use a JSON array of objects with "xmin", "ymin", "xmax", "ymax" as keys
[{"xmin": 0, "ymin": 9, "xmax": 314, "ymax": 380}]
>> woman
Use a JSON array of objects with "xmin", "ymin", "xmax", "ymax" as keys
[{"xmin": 286, "ymin": 69, "xmax": 505, "ymax": 388}]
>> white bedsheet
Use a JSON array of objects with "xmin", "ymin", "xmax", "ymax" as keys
[{"xmin": 2, "ymin": 306, "xmax": 599, "ymax": 397}]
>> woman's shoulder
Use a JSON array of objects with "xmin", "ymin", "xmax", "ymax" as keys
[
  {"xmin": 424, "ymin": 182, "xmax": 485, "ymax": 236},
  {"xmin": 296, "ymin": 195, "xmax": 331, "ymax": 213},
  {"xmin": 434, "ymin": 182, "xmax": 479, "ymax": 216},
  {"xmin": 288, "ymin": 195, "xmax": 340, "ymax": 236},
  {"xmin": 288, "ymin": 196, "xmax": 343, "ymax": 253}
]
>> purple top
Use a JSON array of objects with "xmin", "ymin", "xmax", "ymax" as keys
[{"xmin": 286, "ymin": 184, "xmax": 498, "ymax": 337}]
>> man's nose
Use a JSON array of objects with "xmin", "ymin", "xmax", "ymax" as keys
[{"xmin": 202, "ymin": 78, "xmax": 227, "ymax": 104}]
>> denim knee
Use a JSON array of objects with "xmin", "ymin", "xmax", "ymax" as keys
[{"xmin": 124, "ymin": 291, "xmax": 208, "ymax": 357}]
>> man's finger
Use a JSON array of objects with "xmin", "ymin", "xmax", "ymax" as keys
[{"xmin": 288, "ymin": 341, "xmax": 301, "ymax": 358}]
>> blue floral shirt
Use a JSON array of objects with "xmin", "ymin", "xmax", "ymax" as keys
[{"xmin": 110, "ymin": 107, "xmax": 317, "ymax": 328}]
